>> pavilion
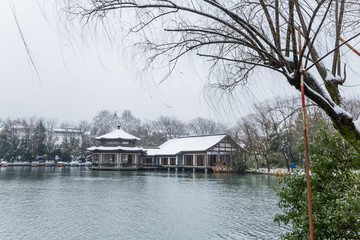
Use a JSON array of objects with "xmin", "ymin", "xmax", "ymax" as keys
[{"xmin": 88, "ymin": 128, "xmax": 243, "ymax": 171}]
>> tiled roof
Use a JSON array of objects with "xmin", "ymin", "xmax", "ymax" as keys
[
  {"xmin": 145, "ymin": 134, "xmax": 227, "ymax": 156},
  {"xmin": 87, "ymin": 146, "xmax": 143, "ymax": 151},
  {"xmin": 95, "ymin": 129, "xmax": 140, "ymax": 141}
]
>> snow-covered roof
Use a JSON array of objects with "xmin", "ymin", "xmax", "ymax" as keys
[
  {"xmin": 96, "ymin": 129, "xmax": 140, "ymax": 141},
  {"xmin": 54, "ymin": 128, "xmax": 82, "ymax": 133},
  {"xmin": 87, "ymin": 146, "xmax": 143, "ymax": 152},
  {"xmin": 145, "ymin": 134, "xmax": 227, "ymax": 156}
]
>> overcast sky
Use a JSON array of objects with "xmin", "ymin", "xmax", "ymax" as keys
[{"xmin": 1, "ymin": 1, "xmax": 359, "ymax": 125}]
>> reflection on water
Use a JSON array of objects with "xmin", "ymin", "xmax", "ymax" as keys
[{"xmin": 0, "ymin": 167, "xmax": 288, "ymax": 239}]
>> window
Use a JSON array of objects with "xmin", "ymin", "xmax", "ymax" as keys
[
  {"xmin": 184, "ymin": 155, "xmax": 193, "ymax": 166},
  {"xmin": 123, "ymin": 154, "xmax": 128, "ymax": 163},
  {"xmin": 170, "ymin": 158, "xmax": 176, "ymax": 165},
  {"xmin": 196, "ymin": 155, "xmax": 204, "ymax": 166},
  {"xmin": 93, "ymin": 154, "xmax": 100, "ymax": 165},
  {"xmin": 144, "ymin": 158, "xmax": 153, "ymax": 164},
  {"xmin": 209, "ymin": 155, "xmax": 217, "ymax": 166},
  {"xmin": 122, "ymin": 154, "xmax": 134, "ymax": 164},
  {"xmin": 101, "ymin": 154, "xmax": 117, "ymax": 166},
  {"xmin": 107, "ymin": 141, "xmax": 118, "ymax": 145},
  {"xmin": 122, "ymin": 141, "xmax": 129, "ymax": 145},
  {"xmin": 220, "ymin": 155, "xmax": 231, "ymax": 166},
  {"xmin": 161, "ymin": 158, "xmax": 168, "ymax": 165}
]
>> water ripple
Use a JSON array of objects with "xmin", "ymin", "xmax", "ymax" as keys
[{"xmin": 0, "ymin": 168, "xmax": 289, "ymax": 239}]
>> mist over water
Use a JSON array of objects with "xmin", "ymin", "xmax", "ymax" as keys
[{"xmin": 0, "ymin": 168, "xmax": 288, "ymax": 239}]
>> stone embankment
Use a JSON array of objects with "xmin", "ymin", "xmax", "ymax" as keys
[
  {"xmin": 246, "ymin": 168, "xmax": 290, "ymax": 176},
  {"xmin": 212, "ymin": 166, "xmax": 293, "ymax": 176},
  {"xmin": 212, "ymin": 166, "xmax": 235, "ymax": 173}
]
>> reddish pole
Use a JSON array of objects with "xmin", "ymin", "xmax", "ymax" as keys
[
  {"xmin": 297, "ymin": 26, "xmax": 314, "ymax": 240},
  {"xmin": 339, "ymin": 36, "xmax": 360, "ymax": 56}
]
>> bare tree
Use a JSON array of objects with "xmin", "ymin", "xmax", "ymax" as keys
[
  {"xmin": 78, "ymin": 120, "xmax": 92, "ymax": 161},
  {"xmin": 269, "ymin": 97, "xmax": 303, "ymax": 171},
  {"xmin": 66, "ymin": 0, "xmax": 360, "ymax": 153},
  {"xmin": 135, "ymin": 120, "xmax": 162, "ymax": 147},
  {"xmin": 188, "ymin": 117, "xmax": 226, "ymax": 135},
  {"xmin": 152, "ymin": 116, "xmax": 188, "ymax": 140},
  {"xmin": 252, "ymin": 104, "xmax": 278, "ymax": 172},
  {"xmin": 44, "ymin": 119, "xmax": 58, "ymax": 158},
  {"xmin": 0, "ymin": 118, "xmax": 24, "ymax": 161},
  {"xmin": 21, "ymin": 117, "xmax": 37, "ymax": 160},
  {"xmin": 91, "ymin": 109, "xmax": 121, "ymax": 136},
  {"xmin": 119, "ymin": 109, "xmax": 141, "ymax": 134},
  {"xmin": 344, "ymin": 97, "xmax": 360, "ymax": 121},
  {"xmin": 237, "ymin": 117, "xmax": 261, "ymax": 169},
  {"xmin": 59, "ymin": 122, "xmax": 81, "ymax": 161}
]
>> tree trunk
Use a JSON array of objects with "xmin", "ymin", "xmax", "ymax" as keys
[
  {"xmin": 288, "ymin": 74, "xmax": 360, "ymax": 154},
  {"xmin": 283, "ymin": 150, "xmax": 290, "ymax": 172}
]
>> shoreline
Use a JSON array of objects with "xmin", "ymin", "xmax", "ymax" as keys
[{"xmin": 246, "ymin": 168, "xmax": 290, "ymax": 176}]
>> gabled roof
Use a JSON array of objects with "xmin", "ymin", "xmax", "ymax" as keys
[
  {"xmin": 96, "ymin": 129, "xmax": 140, "ymax": 141},
  {"xmin": 145, "ymin": 134, "xmax": 227, "ymax": 156}
]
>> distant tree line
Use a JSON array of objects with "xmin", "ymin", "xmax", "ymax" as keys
[
  {"xmin": 0, "ymin": 110, "xmax": 226, "ymax": 162},
  {"xmin": 1, "ymin": 96, "xmax": 359, "ymax": 164},
  {"xmin": 232, "ymin": 96, "xmax": 360, "ymax": 172}
]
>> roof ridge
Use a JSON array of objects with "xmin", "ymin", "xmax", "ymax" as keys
[
  {"xmin": 96, "ymin": 128, "xmax": 140, "ymax": 140},
  {"xmin": 174, "ymin": 133, "xmax": 227, "ymax": 139}
]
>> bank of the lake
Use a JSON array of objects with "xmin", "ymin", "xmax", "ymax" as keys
[{"xmin": 0, "ymin": 167, "xmax": 289, "ymax": 240}]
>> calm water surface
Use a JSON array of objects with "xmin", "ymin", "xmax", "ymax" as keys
[{"xmin": 0, "ymin": 167, "xmax": 288, "ymax": 240}]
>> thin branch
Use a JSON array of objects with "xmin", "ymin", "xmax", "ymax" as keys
[{"xmin": 306, "ymin": 32, "xmax": 360, "ymax": 72}]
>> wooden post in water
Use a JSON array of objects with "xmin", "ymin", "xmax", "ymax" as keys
[{"xmin": 297, "ymin": 26, "xmax": 314, "ymax": 240}]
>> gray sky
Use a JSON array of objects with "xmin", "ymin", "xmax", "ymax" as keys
[{"xmin": 1, "ymin": 1, "xmax": 358, "ymax": 125}]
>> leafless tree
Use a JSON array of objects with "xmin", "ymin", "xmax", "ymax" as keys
[
  {"xmin": 77, "ymin": 120, "xmax": 92, "ymax": 160},
  {"xmin": 236, "ymin": 97, "xmax": 330, "ymax": 171},
  {"xmin": 236, "ymin": 104, "xmax": 277, "ymax": 172},
  {"xmin": 268, "ymin": 97, "xmax": 303, "ymax": 171},
  {"xmin": 344, "ymin": 97, "xmax": 360, "ymax": 121},
  {"xmin": 59, "ymin": 122, "xmax": 81, "ymax": 160},
  {"xmin": 44, "ymin": 119, "xmax": 58, "ymax": 157},
  {"xmin": 252, "ymin": 103, "xmax": 278, "ymax": 172},
  {"xmin": 21, "ymin": 117, "xmax": 37, "ymax": 158},
  {"xmin": 237, "ymin": 116, "xmax": 261, "ymax": 169},
  {"xmin": 66, "ymin": 0, "xmax": 360, "ymax": 153},
  {"xmin": 91, "ymin": 109, "xmax": 121, "ymax": 136},
  {"xmin": 119, "ymin": 109, "xmax": 141, "ymax": 134},
  {"xmin": 151, "ymin": 115, "xmax": 188, "ymax": 140},
  {"xmin": 0, "ymin": 118, "xmax": 24, "ymax": 161},
  {"xmin": 188, "ymin": 117, "xmax": 226, "ymax": 135}
]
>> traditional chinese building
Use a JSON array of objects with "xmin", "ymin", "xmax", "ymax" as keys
[
  {"xmin": 88, "ymin": 128, "xmax": 243, "ymax": 171},
  {"xmin": 144, "ymin": 134, "xmax": 243, "ymax": 171},
  {"xmin": 87, "ymin": 127, "xmax": 145, "ymax": 170}
]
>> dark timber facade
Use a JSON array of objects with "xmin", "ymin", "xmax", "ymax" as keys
[
  {"xmin": 88, "ymin": 129, "xmax": 243, "ymax": 171},
  {"xmin": 88, "ymin": 127, "xmax": 145, "ymax": 170}
]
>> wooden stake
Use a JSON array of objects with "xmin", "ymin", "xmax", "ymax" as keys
[
  {"xmin": 339, "ymin": 36, "xmax": 360, "ymax": 56},
  {"xmin": 298, "ymin": 26, "xmax": 314, "ymax": 240}
]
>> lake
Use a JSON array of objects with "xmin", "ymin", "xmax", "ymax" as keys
[{"xmin": 0, "ymin": 167, "xmax": 288, "ymax": 239}]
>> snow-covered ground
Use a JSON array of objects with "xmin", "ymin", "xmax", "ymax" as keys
[{"xmin": 246, "ymin": 168, "xmax": 305, "ymax": 176}]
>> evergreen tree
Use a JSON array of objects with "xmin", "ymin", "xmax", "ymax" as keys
[
  {"xmin": 33, "ymin": 120, "xmax": 46, "ymax": 157},
  {"xmin": 275, "ymin": 123, "xmax": 360, "ymax": 239}
]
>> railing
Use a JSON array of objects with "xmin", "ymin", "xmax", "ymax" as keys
[
  {"xmin": 95, "ymin": 163, "xmax": 140, "ymax": 168},
  {"xmin": 100, "ymin": 163, "xmax": 116, "ymax": 167},
  {"xmin": 119, "ymin": 163, "xmax": 137, "ymax": 168},
  {"xmin": 141, "ymin": 163, "xmax": 161, "ymax": 168}
]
